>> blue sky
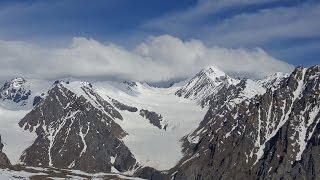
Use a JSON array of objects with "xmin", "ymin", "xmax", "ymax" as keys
[
  {"xmin": 0, "ymin": 0, "xmax": 195, "ymax": 43},
  {"xmin": 0, "ymin": 0, "xmax": 318, "ymax": 82}
]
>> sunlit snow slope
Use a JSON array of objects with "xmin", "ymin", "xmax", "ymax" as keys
[{"xmin": 0, "ymin": 107, "xmax": 36, "ymax": 163}]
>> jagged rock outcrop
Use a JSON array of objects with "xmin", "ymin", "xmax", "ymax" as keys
[
  {"xmin": 32, "ymin": 93, "xmax": 46, "ymax": 107},
  {"xmin": 134, "ymin": 166, "xmax": 166, "ymax": 180},
  {"xmin": 0, "ymin": 152, "xmax": 11, "ymax": 169},
  {"xmin": 18, "ymin": 81, "xmax": 137, "ymax": 173},
  {"xmin": 111, "ymin": 98, "xmax": 138, "ymax": 112},
  {"xmin": 111, "ymin": 98, "xmax": 168, "ymax": 130},
  {"xmin": 139, "ymin": 109, "xmax": 167, "ymax": 130},
  {"xmin": 168, "ymin": 66, "xmax": 320, "ymax": 180}
]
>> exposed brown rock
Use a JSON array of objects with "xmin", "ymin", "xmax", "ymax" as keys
[{"xmin": 0, "ymin": 152, "xmax": 11, "ymax": 169}]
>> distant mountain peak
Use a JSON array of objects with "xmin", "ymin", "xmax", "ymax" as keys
[
  {"xmin": 201, "ymin": 65, "xmax": 226, "ymax": 78},
  {"xmin": 1, "ymin": 77, "xmax": 28, "ymax": 93},
  {"xmin": 176, "ymin": 66, "xmax": 239, "ymax": 107},
  {"xmin": 0, "ymin": 77, "xmax": 31, "ymax": 107}
]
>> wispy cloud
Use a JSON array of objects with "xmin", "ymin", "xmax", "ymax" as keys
[
  {"xmin": 0, "ymin": 35, "xmax": 293, "ymax": 82},
  {"xmin": 143, "ymin": 0, "xmax": 277, "ymax": 33},
  {"xmin": 142, "ymin": 0, "xmax": 320, "ymax": 47}
]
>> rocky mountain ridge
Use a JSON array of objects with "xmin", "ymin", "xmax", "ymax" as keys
[
  {"xmin": 175, "ymin": 66, "xmax": 272, "ymax": 108},
  {"xmin": 165, "ymin": 66, "xmax": 320, "ymax": 180},
  {"xmin": 18, "ymin": 81, "xmax": 137, "ymax": 173}
]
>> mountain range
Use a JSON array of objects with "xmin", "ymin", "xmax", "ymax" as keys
[{"xmin": 0, "ymin": 65, "xmax": 319, "ymax": 180}]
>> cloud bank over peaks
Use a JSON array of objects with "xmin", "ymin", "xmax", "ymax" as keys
[{"xmin": 0, "ymin": 35, "xmax": 293, "ymax": 82}]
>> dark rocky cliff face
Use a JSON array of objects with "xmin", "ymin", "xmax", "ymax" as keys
[
  {"xmin": 139, "ymin": 109, "xmax": 167, "ymax": 130},
  {"xmin": 166, "ymin": 66, "xmax": 320, "ymax": 180},
  {"xmin": 0, "ymin": 152, "xmax": 11, "ymax": 169},
  {"xmin": 18, "ymin": 82, "xmax": 137, "ymax": 173}
]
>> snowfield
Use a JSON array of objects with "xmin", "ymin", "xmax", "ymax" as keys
[
  {"xmin": 0, "ymin": 107, "xmax": 36, "ymax": 164},
  {"xmin": 94, "ymin": 82, "xmax": 207, "ymax": 170}
]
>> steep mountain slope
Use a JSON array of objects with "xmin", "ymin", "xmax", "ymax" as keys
[
  {"xmin": 18, "ymin": 81, "xmax": 137, "ymax": 173},
  {"xmin": 182, "ymin": 78, "xmax": 266, "ymax": 149},
  {"xmin": 166, "ymin": 66, "xmax": 320, "ymax": 180}
]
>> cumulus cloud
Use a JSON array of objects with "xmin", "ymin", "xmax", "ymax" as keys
[{"xmin": 0, "ymin": 35, "xmax": 293, "ymax": 82}]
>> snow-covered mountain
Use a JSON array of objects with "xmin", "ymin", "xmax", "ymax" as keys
[
  {"xmin": 0, "ymin": 78, "xmax": 206, "ymax": 174},
  {"xmin": 0, "ymin": 78, "xmax": 30, "ymax": 106},
  {"xmin": 164, "ymin": 66, "xmax": 320, "ymax": 180},
  {"xmin": 0, "ymin": 65, "xmax": 319, "ymax": 180},
  {"xmin": 0, "ymin": 77, "xmax": 50, "ymax": 110},
  {"xmin": 175, "ymin": 66, "xmax": 268, "ymax": 109},
  {"xmin": 175, "ymin": 66, "xmax": 239, "ymax": 107},
  {"xmin": 257, "ymin": 72, "xmax": 289, "ymax": 90}
]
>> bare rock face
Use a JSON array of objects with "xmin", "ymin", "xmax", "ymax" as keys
[
  {"xmin": 111, "ymin": 98, "xmax": 167, "ymax": 130},
  {"xmin": 0, "ymin": 152, "xmax": 11, "ymax": 169},
  {"xmin": 139, "ymin": 109, "xmax": 167, "ymax": 130},
  {"xmin": 168, "ymin": 66, "xmax": 320, "ymax": 180},
  {"xmin": 111, "ymin": 98, "xmax": 138, "ymax": 112},
  {"xmin": 134, "ymin": 166, "xmax": 167, "ymax": 180},
  {"xmin": 19, "ymin": 82, "xmax": 137, "ymax": 173}
]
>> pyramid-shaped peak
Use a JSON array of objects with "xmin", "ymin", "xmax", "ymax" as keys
[{"xmin": 200, "ymin": 65, "xmax": 226, "ymax": 77}]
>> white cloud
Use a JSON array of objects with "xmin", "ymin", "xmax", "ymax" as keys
[
  {"xmin": 0, "ymin": 35, "xmax": 293, "ymax": 82},
  {"xmin": 203, "ymin": 3, "xmax": 320, "ymax": 46}
]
